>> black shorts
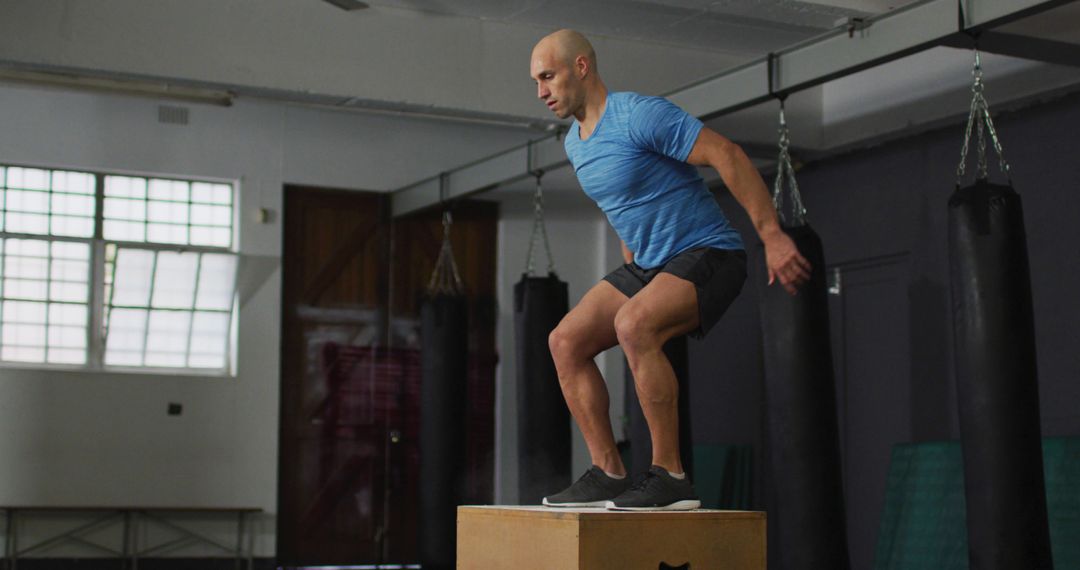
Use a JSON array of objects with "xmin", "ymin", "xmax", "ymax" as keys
[{"xmin": 603, "ymin": 247, "xmax": 747, "ymax": 339}]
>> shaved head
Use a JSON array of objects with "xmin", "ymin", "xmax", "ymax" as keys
[
  {"xmin": 533, "ymin": 29, "xmax": 597, "ymax": 71},
  {"xmin": 530, "ymin": 29, "xmax": 605, "ymax": 120}
]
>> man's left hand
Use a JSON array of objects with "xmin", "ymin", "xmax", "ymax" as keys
[{"xmin": 764, "ymin": 232, "xmax": 812, "ymax": 295}]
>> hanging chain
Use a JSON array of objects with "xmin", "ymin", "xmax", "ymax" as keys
[
  {"xmin": 426, "ymin": 205, "xmax": 465, "ymax": 296},
  {"xmin": 956, "ymin": 49, "xmax": 1012, "ymax": 185},
  {"xmin": 525, "ymin": 170, "xmax": 556, "ymax": 276},
  {"xmin": 772, "ymin": 102, "xmax": 807, "ymax": 227}
]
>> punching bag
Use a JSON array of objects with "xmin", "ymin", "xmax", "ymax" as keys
[
  {"xmin": 515, "ymin": 272, "xmax": 571, "ymax": 504},
  {"xmin": 948, "ymin": 179, "xmax": 1052, "ymax": 570},
  {"xmin": 759, "ymin": 224, "xmax": 849, "ymax": 570},
  {"xmin": 418, "ymin": 293, "xmax": 468, "ymax": 570},
  {"xmin": 627, "ymin": 336, "xmax": 693, "ymax": 476},
  {"xmin": 418, "ymin": 205, "xmax": 469, "ymax": 570}
]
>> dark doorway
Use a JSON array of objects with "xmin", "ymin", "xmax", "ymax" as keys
[
  {"xmin": 278, "ymin": 185, "xmax": 497, "ymax": 566},
  {"xmin": 828, "ymin": 254, "xmax": 912, "ymax": 570}
]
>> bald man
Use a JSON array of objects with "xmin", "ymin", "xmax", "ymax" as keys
[{"xmin": 530, "ymin": 30, "xmax": 810, "ymax": 511}]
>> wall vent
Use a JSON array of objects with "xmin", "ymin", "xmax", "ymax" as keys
[{"xmin": 158, "ymin": 105, "xmax": 190, "ymax": 125}]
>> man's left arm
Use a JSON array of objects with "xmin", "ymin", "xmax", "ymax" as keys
[{"xmin": 685, "ymin": 127, "xmax": 811, "ymax": 295}]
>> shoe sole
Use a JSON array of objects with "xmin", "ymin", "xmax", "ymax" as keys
[
  {"xmin": 604, "ymin": 499, "xmax": 702, "ymax": 511},
  {"xmin": 542, "ymin": 498, "xmax": 609, "ymax": 508}
]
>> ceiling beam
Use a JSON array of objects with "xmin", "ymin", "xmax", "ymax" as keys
[
  {"xmin": 940, "ymin": 31, "xmax": 1080, "ymax": 67},
  {"xmin": 391, "ymin": 0, "xmax": 1078, "ymax": 217}
]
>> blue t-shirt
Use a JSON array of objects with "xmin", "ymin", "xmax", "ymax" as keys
[{"xmin": 564, "ymin": 92, "xmax": 743, "ymax": 269}]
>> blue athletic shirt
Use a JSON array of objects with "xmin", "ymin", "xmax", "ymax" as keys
[{"xmin": 564, "ymin": 91, "xmax": 743, "ymax": 269}]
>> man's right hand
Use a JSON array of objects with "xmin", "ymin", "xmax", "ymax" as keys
[{"xmin": 764, "ymin": 231, "xmax": 811, "ymax": 295}]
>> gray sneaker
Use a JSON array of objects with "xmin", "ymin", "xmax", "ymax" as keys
[
  {"xmin": 606, "ymin": 465, "xmax": 701, "ymax": 511},
  {"xmin": 542, "ymin": 466, "xmax": 631, "ymax": 507}
]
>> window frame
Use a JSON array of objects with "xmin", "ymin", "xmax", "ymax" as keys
[{"xmin": 0, "ymin": 162, "xmax": 239, "ymax": 377}]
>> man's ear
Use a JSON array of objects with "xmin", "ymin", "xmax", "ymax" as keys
[{"xmin": 575, "ymin": 55, "xmax": 589, "ymax": 79}]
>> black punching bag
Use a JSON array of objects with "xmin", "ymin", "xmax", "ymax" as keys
[
  {"xmin": 759, "ymin": 224, "xmax": 849, "ymax": 570},
  {"xmin": 515, "ymin": 273, "xmax": 572, "ymax": 504},
  {"xmin": 627, "ymin": 336, "xmax": 693, "ymax": 477},
  {"xmin": 419, "ymin": 294, "xmax": 468, "ymax": 570},
  {"xmin": 948, "ymin": 179, "xmax": 1052, "ymax": 570}
]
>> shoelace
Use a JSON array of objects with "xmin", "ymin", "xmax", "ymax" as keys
[{"xmin": 627, "ymin": 470, "xmax": 661, "ymax": 493}]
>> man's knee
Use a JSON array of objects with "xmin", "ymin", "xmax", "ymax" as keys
[
  {"xmin": 549, "ymin": 324, "xmax": 585, "ymax": 367},
  {"xmin": 614, "ymin": 304, "xmax": 659, "ymax": 355}
]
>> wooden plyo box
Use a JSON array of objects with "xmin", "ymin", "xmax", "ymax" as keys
[{"xmin": 457, "ymin": 506, "xmax": 766, "ymax": 570}]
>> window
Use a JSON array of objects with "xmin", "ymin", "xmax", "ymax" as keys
[{"xmin": 0, "ymin": 165, "xmax": 237, "ymax": 374}]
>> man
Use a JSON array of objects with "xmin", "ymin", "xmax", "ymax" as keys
[{"xmin": 530, "ymin": 30, "xmax": 811, "ymax": 511}]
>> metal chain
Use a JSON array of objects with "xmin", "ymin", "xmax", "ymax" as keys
[
  {"xmin": 772, "ymin": 103, "xmax": 807, "ymax": 226},
  {"xmin": 956, "ymin": 49, "xmax": 1012, "ymax": 184},
  {"xmin": 524, "ymin": 171, "xmax": 556, "ymax": 276},
  {"xmin": 426, "ymin": 209, "xmax": 465, "ymax": 295}
]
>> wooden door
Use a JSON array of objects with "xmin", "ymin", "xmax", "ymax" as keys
[{"xmin": 278, "ymin": 186, "xmax": 497, "ymax": 566}]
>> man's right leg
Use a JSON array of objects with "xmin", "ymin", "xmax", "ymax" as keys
[{"xmin": 542, "ymin": 280, "xmax": 629, "ymax": 506}]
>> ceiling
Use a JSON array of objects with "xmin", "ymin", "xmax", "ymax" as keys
[
  {"xmin": 0, "ymin": 0, "xmax": 1078, "ymax": 201},
  {"xmin": 358, "ymin": 0, "xmax": 895, "ymax": 54}
]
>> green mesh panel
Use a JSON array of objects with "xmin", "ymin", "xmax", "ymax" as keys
[
  {"xmin": 692, "ymin": 444, "xmax": 753, "ymax": 510},
  {"xmin": 874, "ymin": 437, "xmax": 1080, "ymax": 569}
]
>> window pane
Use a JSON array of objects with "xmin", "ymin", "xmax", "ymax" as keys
[
  {"xmin": 112, "ymin": 249, "xmax": 154, "ymax": 306},
  {"xmin": 47, "ymin": 303, "xmax": 87, "ymax": 364},
  {"xmin": 148, "ymin": 179, "xmax": 189, "ymax": 202},
  {"xmin": 1, "ymin": 170, "xmax": 97, "ymax": 239},
  {"xmin": 3, "ymin": 300, "xmax": 46, "ymax": 323},
  {"xmin": 104, "ymin": 220, "xmax": 146, "ymax": 242},
  {"xmin": 148, "ymin": 201, "xmax": 188, "ymax": 224},
  {"xmin": 6, "ymin": 167, "xmax": 49, "ymax": 190},
  {"xmin": 2, "ymin": 346, "xmax": 44, "ymax": 362},
  {"xmin": 4, "ymin": 323, "xmax": 45, "ymax": 346},
  {"xmin": 104, "ymin": 197, "xmax": 146, "ymax": 221},
  {"xmin": 145, "ymin": 309, "xmax": 190, "ymax": 367},
  {"xmin": 105, "ymin": 176, "xmax": 147, "ymax": 199},
  {"xmin": 151, "ymin": 251, "xmax": 197, "ymax": 308},
  {"xmin": 6, "ymin": 213, "xmax": 48, "ymax": 234},
  {"xmin": 2, "ymin": 299, "xmax": 49, "ymax": 362},
  {"xmin": 191, "ymin": 204, "xmax": 231, "ymax": 227},
  {"xmin": 51, "ymin": 241, "xmax": 90, "ymax": 261},
  {"xmin": 192, "ymin": 183, "xmax": 232, "ymax": 205},
  {"xmin": 104, "ymin": 307, "xmax": 147, "ymax": 366},
  {"xmin": 0, "ymin": 166, "xmax": 236, "ymax": 371},
  {"xmin": 147, "ymin": 223, "xmax": 188, "ymax": 245},
  {"xmin": 196, "ymin": 254, "xmax": 236, "ymax": 310},
  {"xmin": 51, "ymin": 193, "xmax": 94, "ymax": 216},
  {"xmin": 49, "ymin": 303, "xmax": 86, "ymax": 326},
  {"xmin": 189, "ymin": 311, "xmax": 228, "ymax": 369},
  {"xmin": 190, "ymin": 226, "xmax": 231, "ymax": 247},
  {"xmin": 4, "ymin": 239, "xmax": 49, "ymax": 302},
  {"xmin": 48, "ymin": 349, "xmax": 85, "ymax": 364},
  {"xmin": 8, "ymin": 189, "xmax": 49, "ymax": 213},
  {"xmin": 52, "ymin": 171, "xmax": 94, "ymax": 195},
  {"xmin": 103, "ymin": 176, "xmax": 232, "ymax": 248},
  {"xmin": 7, "ymin": 279, "xmax": 48, "ymax": 301},
  {"xmin": 51, "ymin": 216, "xmax": 95, "ymax": 238}
]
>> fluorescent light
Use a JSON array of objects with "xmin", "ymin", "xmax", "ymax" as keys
[
  {"xmin": 0, "ymin": 68, "xmax": 235, "ymax": 106},
  {"xmin": 322, "ymin": 0, "xmax": 370, "ymax": 10}
]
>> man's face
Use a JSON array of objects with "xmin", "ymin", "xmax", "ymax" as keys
[{"xmin": 531, "ymin": 44, "xmax": 581, "ymax": 120}]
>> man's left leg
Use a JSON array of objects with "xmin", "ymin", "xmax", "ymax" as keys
[
  {"xmin": 604, "ymin": 272, "xmax": 703, "ymax": 510},
  {"xmin": 613, "ymin": 272, "xmax": 700, "ymax": 475}
]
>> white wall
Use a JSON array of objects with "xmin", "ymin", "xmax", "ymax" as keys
[
  {"xmin": 491, "ymin": 187, "xmax": 625, "ymax": 505},
  {"xmin": 0, "ymin": 81, "xmax": 538, "ymax": 557}
]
